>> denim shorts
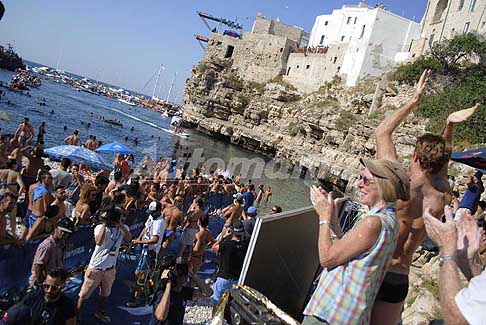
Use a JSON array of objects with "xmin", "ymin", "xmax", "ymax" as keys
[{"xmin": 212, "ymin": 277, "xmax": 237, "ymax": 304}]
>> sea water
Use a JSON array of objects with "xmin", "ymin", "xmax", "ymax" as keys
[{"xmin": 0, "ymin": 67, "xmax": 311, "ymax": 213}]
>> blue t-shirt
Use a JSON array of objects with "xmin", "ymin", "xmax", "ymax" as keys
[
  {"xmin": 459, "ymin": 183, "xmax": 484, "ymax": 214},
  {"xmin": 242, "ymin": 191, "xmax": 255, "ymax": 211}
]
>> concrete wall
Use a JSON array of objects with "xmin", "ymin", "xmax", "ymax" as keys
[
  {"xmin": 252, "ymin": 15, "xmax": 304, "ymax": 45},
  {"xmin": 283, "ymin": 46, "xmax": 346, "ymax": 92},
  {"xmin": 235, "ymin": 33, "xmax": 296, "ymax": 83},
  {"xmin": 345, "ymin": 9, "xmax": 421, "ymax": 86},
  {"xmin": 308, "ymin": 4, "xmax": 373, "ymax": 47},
  {"xmin": 412, "ymin": 0, "xmax": 486, "ymax": 57}
]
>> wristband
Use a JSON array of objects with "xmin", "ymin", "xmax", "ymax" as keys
[
  {"xmin": 439, "ymin": 255, "xmax": 457, "ymax": 266},
  {"xmin": 319, "ymin": 220, "xmax": 330, "ymax": 226}
]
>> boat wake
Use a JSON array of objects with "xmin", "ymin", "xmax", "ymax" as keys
[{"xmin": 100, "ymin": 104, "xmax": 175, "ymax": 135}]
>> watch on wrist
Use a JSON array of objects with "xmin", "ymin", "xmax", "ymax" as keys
[{"xmin": 439, "ymin": 255, "xmax": 457, "ymax": 266}]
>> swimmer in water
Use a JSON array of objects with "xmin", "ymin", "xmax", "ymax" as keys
[
  {"xmin": 63, "ymin": 126, "xmax": 67, "ymax": 131},
  {"xmin": 130, "ymin": 127, "xmax": 134, "ymax": 131}
]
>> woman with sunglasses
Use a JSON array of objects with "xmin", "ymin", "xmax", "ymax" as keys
[{"xmin": 303, "ymin": 159, "xmax": 409, "ymax": 325}]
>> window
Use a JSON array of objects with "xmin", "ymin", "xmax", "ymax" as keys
[
  {"xmin": 433, "ymin": 0, "xmax": 448, "ymax": 22},
  {"xmin": 458, "ymin": 0, "xmax": 465, "ymax": 10},
  {"xmin": 360, "ymin": 25, "xmax": 366, "ymax": 38},
  {"xmin": 297, "ymin": 65, "xmax": 300, "ymax": 69},
  {"xmin": 469, "ymin": 0, "xmax": 477, "ymax": 12},
  {"xmin": 482, "ymin": 21, "xmax": 486, "ymax": 29},
  {"xmin": 337, "ymin": 66, "xmax": 341, "ymax": 72},
  {"xmin": 280, "ymin": 48, "xmax": 283, "ymax": 52},
  {"xmin": 347, "ymin": 17, "xmax": 352, "ymax": 24},
  {"xmin": 464, "ymin": 22, "xmax": 470, "ymax": 33},
  {"xmin": 224, "ymin": 45, "xmax": 234, "ymax": 58},
  {"xmin": 354, "ymin": 17, "xmax": 357, "ymax": 24},
  {"xmin": 341, "ymin": 35, "xmax": 345, "ymax": 41},
  {"xmin": 320, "ymin": 35, "xmax": 325, "ymax": 44},
  {"xmin": 324, "ymin": 21, "xmax": 328, "ymax": 26},
  {"xmin": 333, "ymin": 57, "xmax": 337, "ymax": 64},
  {"xmin": 429, "ymin": 33, "xmax": 435, "ymax": 46},
  {"xmin": 287, "ymin": 67, "xmax": 291, "ymax": 75},
  {"xmin": 306, "ymin": 65, "xmax": 310, "ymax": 69}
]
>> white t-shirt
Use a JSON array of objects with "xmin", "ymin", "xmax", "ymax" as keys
[
  {"xmin": 142, "ymin": 214, "xmax": 166, "ymax": 254},
  {"xmin": 88, "ymin": 224, "xmax": 129, "ymax": 269},
  {"xmin": 455, "ymin": 270, "xmax": 486, "ymax": 325}
]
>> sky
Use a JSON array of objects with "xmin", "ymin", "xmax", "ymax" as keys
[{"xmin": 0, "ymin": 0, "xmax": 427, "ymax": 102}]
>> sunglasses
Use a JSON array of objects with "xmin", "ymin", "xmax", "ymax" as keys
[
  {"xmin": 42, "ymin": 283, "xmax": 63, "ymax": 291},
  {"xmin": 358, "ymin": 174, "xmax": 375, "ymax": 186}
]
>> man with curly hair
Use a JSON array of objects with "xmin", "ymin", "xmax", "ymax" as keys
[{"xmin": 370, "ymin": 69, "xmax": 481, "ymax": 324}]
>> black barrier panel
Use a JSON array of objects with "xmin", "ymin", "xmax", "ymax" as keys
[{"xmin": 239, "ymin": 206, "xmax": 320, "ymax": 322}]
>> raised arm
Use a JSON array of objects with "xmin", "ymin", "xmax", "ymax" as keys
[
  {"xmin": 442, "ymin": 103, "xmax": 481, "ymax": 150},
  {"xmin": 375, "ymin": 69, "xmax": 431, "ymax": 160}
]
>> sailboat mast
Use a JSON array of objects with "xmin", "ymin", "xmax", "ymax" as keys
[
  {"xmin": 166, "ymin": 72, "xmax": 177, "ymax": 103},
  {"xmin": 152, "ymin": 64, "xmax": 163, "ymax": 98}
]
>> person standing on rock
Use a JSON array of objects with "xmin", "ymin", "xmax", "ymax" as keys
[
  {"xmin": 370, "ymin": 69, "xmax": 481, "ymax": 325},
  {"xmin": 15, "ymin": 117, "xmax": 35, "ymax": 147}
]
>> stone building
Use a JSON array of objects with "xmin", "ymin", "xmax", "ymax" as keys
[
  {"xmin": 202, "ymin": 14, "xmax": 305, "ymax": 84},
  {"xmin": 410, "ymin": 0, "xmax": 486, "ymax": 57},
  {"xmin": 290, "ymin": 3, "xmax": 421, "ymax": 89}
]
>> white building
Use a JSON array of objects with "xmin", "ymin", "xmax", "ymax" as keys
[{"xmin": 308, "ymin": 3, "xmax": 421, "ymax": 86}]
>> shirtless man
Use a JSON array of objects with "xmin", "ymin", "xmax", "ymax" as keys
[
  {"xmin": 27, "ymin": 172, "xmax": 54, "ymax": 235},
  {"xmin": 85, "ymin": 135, "xmax": 97, "ymax": 151},
  {"xmin": 177, "ymin": 197, "xmax": 204, "ymax": 258},
  {"xmin": 51, "ymin": 186, "xmax": 68, "ymax": 219},
  {"xmin": 0, "ymin": 159, "xmax": 25, "ymax": 235},
  {"xmin": 15, "ymin": 117, "xmax": 35, "ymax": 147},
  {"xmin": 22, "ymin": 146, "xmax": 45, "ymax": 190},
  {"xmin": 160, "ymin": 195, "xmax": 183, "ymax": 258},
  {"xmin": 370, "ymin": 70, "xmax": 481, "ymax": 324},
  {"xmin": 64, "ymin": 130, "xmax": 81, "ymax": 146},
  {"xmin": 189, "ymin": 214, "xmax": 214, "ymax": 273}
]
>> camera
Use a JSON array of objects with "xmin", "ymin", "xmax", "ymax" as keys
[{"xmin": 101, "ymin": 206, "xmax": 122, "ymax": 224}]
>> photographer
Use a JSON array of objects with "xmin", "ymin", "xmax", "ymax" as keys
[
  {"xmin": 127, "ymin": 201, "xmax": 166, "ymax": 307},
  {"xmin": 150, "ymin": 260, "xmax": 212, "ymax": 325},
  {"xmin": 76, "ymin": 206, "xmax": 131, "ymax": 323}
]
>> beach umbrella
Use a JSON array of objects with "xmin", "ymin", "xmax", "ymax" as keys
[
  {"xmin": 451, "ymin": 148, "xmax": 486, "ymax": 171},
  {"xmin": 45, "ymin": 145, "xmax": 111, "ymax": 170},
  {"xmin": 96, "ymin": 142, "xmax": 135, "ymax": 155}
]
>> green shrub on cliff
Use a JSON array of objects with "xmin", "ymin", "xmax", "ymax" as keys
[
  {"xmin": 418, "ymin": 64, "xmax": 486, "ymax": 147},
  {"xmin": 335, "ymin": 111, "xmax": 357, "ymax": 131},
  {"xmin": 392, "ymin": 33, "xmax": 486, "ymax": 147},
  {"xmin": 393, "ymin": 33, "xmax": 486, "ymax": 84},
  {"xmin": 238, "ymin": 94, "xmax": 250, "ymax": 109}
]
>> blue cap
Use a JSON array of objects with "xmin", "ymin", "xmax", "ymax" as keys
[{"xmin": 247, "ymin": 206, "xmax": 257, "ymax": 215}]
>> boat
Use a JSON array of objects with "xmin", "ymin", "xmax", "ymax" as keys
[
  {"xmin": 118, "ymin": 98, "xmax": 137, "ymax": 106},
  {"xmin": 104, "ymin": 119, "xmax": 123, "ymax": 127},
  {"xmin": 81, "ymin": 86, "xmax": 99, "ymax": 95}
]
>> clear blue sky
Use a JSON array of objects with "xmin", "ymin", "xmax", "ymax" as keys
[{"xmin": 0, "ymin": 0, "xmax": 427, "ymax": 101}]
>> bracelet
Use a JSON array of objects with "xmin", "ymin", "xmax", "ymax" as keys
[
  {"xmin": 319, "ymin": 220, "xmax": 331, "ymax": 226},
  {"xmin": 439, "ymin": 255, "xmax": 457, "ymax": 266}
]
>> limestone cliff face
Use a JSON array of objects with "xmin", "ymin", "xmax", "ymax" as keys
[{"xmin": 183, "ymin": 56, "xmax": 427, "ymax": 191}]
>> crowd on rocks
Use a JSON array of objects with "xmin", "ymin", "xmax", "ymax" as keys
[{"xmin": 0, "ymin": 117, "xmax": 283, "ymax": 324}]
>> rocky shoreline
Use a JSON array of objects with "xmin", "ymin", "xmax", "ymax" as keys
[{"xmin": 182, "ymin": 57, "xmax": 428, "ymax": 193}]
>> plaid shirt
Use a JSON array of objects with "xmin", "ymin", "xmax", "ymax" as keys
[{"xmin": 304, "ymin": 204, "xmax": 398, "ymax": 324}]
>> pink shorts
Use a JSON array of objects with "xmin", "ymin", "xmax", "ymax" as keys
[{"xmin": 78, "ymin": 267, "xmax": 116, "ymax": 300}]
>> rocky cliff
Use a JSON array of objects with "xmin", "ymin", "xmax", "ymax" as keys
[{"xmin": 183, "ymin": 56, "xmax": 428, "ymax": 191}]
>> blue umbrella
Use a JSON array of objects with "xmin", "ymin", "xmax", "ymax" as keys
[
  {"xmin": 45, "ymin": 145, "xmax": 111, "ymax": 170},
  {"xmin": 96, "ymin": 142, "xmax": 135, "ymax": 155},
  {"xmin": 451, "ymin": 148, "xmax": 486, "ymax": 171}
]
